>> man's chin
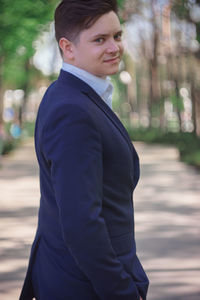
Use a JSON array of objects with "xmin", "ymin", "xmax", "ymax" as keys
[
  {"xmin": 106, "ymin": 67, "xmax": 120, "ymax": 76},
  {"xmin": 94, "ymin": 67, "xmax": 119, "ymax": 78}
]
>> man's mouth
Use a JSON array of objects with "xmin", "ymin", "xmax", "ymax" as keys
[{"xmin": 104, "ymin": 56, "xmax": 120, "ymax": 63}]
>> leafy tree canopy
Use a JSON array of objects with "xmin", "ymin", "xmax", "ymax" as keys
[{"xmin": 0, "ymin": 0, "xmax": 57, "ymax": 61}]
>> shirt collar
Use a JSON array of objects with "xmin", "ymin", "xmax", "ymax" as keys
[{"xmin": 62, "ymin": 62, "xmax": 113, "ymax": 109}]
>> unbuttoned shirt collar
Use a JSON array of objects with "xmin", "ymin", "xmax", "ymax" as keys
[{"xmin": 62, "ymin": 62, "xmax": 113, "ymax": 109}]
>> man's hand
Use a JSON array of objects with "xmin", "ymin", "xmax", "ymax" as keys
[{"xmin": 140, "ymin": 298, "xmax": 143, "ymax": 300}]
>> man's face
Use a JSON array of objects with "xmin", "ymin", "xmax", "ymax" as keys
[{"xmin": 70, "ymin": 11, "xmax": 124, "ymax": 78}]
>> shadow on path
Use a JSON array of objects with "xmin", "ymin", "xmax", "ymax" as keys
[
  {"xmin": 0, "ymin": 140, "xmax": 199, "ymax": 299},
  {"xmin": 134, "ymin": 143, "xmax": 200, "ymax": 300},
  {"xmin": 0, "ymin": 139, "xmax": 39, "ymax": 299}
]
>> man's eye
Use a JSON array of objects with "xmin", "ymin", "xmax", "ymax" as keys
[
  {"xmin": 114, "ymin": 33, "xmax": 122, "ymax": 41},
  {"xmin": 94, "ymin": 38, "xmax": 104, "ymax": 43}
]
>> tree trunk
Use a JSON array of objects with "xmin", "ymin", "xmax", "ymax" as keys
[
  {"xmin": 148, "ymin": 0, "xmax": 160, "ymax": 127},
  {"xmin": 19, "ymin": 60, "xmax": 30, "ymax": 127},
  {"xmin": 174, "ymin": 78, "xmax": 182, "ymax": 132},
  {"xmin": 0, "ymin": 58, "xmax": 4, "ymax": 127},
  {"xmin": 193, "ymin": 89, "xmax": 200, "ymax": 136},
  {"xmin": 190, "ymin": 80, "xmax": 197, "ymax": 134}
]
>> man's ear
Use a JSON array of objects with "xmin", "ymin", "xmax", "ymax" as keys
[{"xmin": 59, "ymin": 38, "xmax": 74, "ymax": 60}]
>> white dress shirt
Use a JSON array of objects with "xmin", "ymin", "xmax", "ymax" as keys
[{"xmin": 62, "ymin": 62, "xmax": 113, "ymax": 109}]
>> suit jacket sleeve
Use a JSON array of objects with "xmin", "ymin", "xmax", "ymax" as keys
[{"xmin": 42, "ymin": 104, "xmax": 140, "ymax": 300}]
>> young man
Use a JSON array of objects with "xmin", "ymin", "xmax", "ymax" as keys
[{"xmin": 20, "ymin": 1, "xmax": 149, "ymax": 299}]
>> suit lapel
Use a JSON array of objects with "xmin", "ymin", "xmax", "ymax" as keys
[
  {"xmin": 57, "ymin": 70, "xmax": 134, "ymax": 154},
  {"xmin": 83, "ymin": 89, "xmax": 134, "ymax": 154}
]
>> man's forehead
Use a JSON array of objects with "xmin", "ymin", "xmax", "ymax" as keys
[
  {"xmin": 90, "ymin": 29, "xmax": 123, "ymax": 39},
  {"xmin": 83, "ymin": 24, "xmax": 122, "ymax": 38},
  {"xmin": 82, "ymin": 11, "xmax": 121, "ymax": 36}
]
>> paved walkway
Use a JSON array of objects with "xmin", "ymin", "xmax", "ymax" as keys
[{"xmin": 0, "ymin": 139, "xmax": 200, "ymax": 300}]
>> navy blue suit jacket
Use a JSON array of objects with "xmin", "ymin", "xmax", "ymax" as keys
[{"xmin": 20, "ymin": 70, "xmax": 149, "ymax": 300}]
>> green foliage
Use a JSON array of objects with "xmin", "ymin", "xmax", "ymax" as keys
[
  {"xmin": 169, "ymin": 93, "xmax": 184, "ymax": 111},
  {"xmin": 0, "ymin": 122, "xmax": 19, "ymax": 155},
  {"xmin": 117, "ymin": 0, "xmax": 125, "ymax": 9},
  {"xmin": 111, "ymin": 74, "xmax": 127, "ymax": 112},
  {"xmin": 22, "ymin": 122, "xmax": 35, "ymax": 137},
  {"xmin": 127, "ymin": 127, "xmax": 200, "ymax": 168},
  {"xmin": 1, "ymin": 138, "xmax": 19, "ymax": 155},
  {"xmin": 0, "ymin": 0, "xmax": 57, "ymax": 56},
  {"xmin": 172, "ymin": 0, "xmax": 191, "ymax": 20},
  {"xmin": 0, "ymin": 0, "xmax": 58, "ymax": 87},
  {"xmin": 126, "ymin": 127, "xmax": 165, "ymax": 143},
  {"xmin": 0, "ymin": 121, "xmax": 35, "ymax": 156}
]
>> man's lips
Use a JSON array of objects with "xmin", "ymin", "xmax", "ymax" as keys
[{"xmin": 104, "ymin": 56, "xmax": 120, "ymax": 63}]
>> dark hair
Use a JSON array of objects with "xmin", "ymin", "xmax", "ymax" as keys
[{"xmin": 54, "ymin": 0, "xmax": 118, "ymax": 46}]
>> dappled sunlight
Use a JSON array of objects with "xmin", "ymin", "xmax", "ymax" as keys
[
  {"xmin": 134, "ymin": 142, "xmax": 200, "ymax": 300},
  {"xmin": 149, "ymin": 270, "xmax": 200, "ymax": 300},
  {"xmin": 0, "ymin": 140, "xmax": 39, "ymax": 299},
  {"xmin": 0, "ymin": 140, "xmax": 200, "ymax": 299}
]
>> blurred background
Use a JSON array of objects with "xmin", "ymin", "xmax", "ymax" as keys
[
  {"xmin": 0, "ymin": 0, "xmax": 200, "ymax": 299},
  {"xmin": 0, "ymin": 0, "xmax": 200, "ymax": 166}
]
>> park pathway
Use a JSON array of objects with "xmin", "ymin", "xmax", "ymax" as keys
[{"xmin": 0, "ymin": 138, "xmax": 200, "ymax": 300}]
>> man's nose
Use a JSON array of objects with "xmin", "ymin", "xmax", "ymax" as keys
[{"xmin": 106, "ymin": 40, "xmax": 119, "ymax": 54}]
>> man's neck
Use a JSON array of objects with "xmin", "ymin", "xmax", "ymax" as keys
[{"xmin": 62, "ymin": 62, "xmax": 113, "ymax": 109}]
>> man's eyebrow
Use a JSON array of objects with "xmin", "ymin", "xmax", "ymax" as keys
[{"xmin": 91, "ymin": 30, "xmax": 123, "ymax": 39}]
